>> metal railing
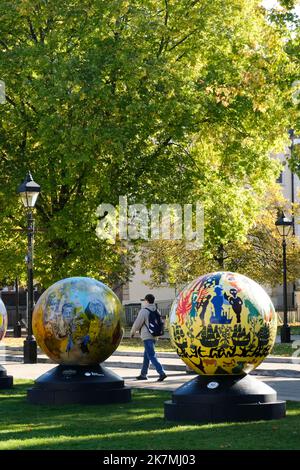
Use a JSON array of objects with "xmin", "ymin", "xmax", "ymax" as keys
[
  {"xmin": 276, "ymin": 308, "xmax": 300, "ymax": 324},
  {"xmin": 124, "ymin": 300, "xmax": 173, "ymax": 326}
]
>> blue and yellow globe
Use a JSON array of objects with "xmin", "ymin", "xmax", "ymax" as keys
[
  {"xmin": 32, "ymin": 277, "xmax": 124, "ymax": 365},
  {"xmin": 0, "ymin": 299, "xmax": 7, "ymax": 342},
  {"xmin": 169, "ymin": 272, "xmax": 277, "ymax": 375}
]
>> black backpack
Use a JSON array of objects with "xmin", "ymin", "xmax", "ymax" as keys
[{"xmin": 145, "ymin": 308, "xmax": 164, "ymax": 337}]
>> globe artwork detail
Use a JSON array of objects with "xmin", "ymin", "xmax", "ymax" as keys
[
  {"xmin": 0, "ymin": 298, "xmax": 8, "ymax": 342},
  {"xmin": 169, "ymin": 272, "xmax": 277, "ymax": 375},
  {"xmin": 32, "ymin": 277, "xmax": 124, "ymax": 365}
]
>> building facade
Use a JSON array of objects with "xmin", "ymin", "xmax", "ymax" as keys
[{"xmin": 271, "ymin": 138, "xmax": 300, "ymax": 312}]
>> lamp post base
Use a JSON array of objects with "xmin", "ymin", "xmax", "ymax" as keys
[
  {"xmin": 164, "ymin": 374, "xmax": 286, "ymax": 423},
  {"xmin": 27, "ymin": 364, "xmax": 132, "ymax": 405},
  {"xmin": 281, "ymin": 325, "xmax": 291, "ymax": 343},
  {"xmin": 14, "ymin": 322, "xmax": 22, "ymax": 338},
  {"xmin": 23, "ymin": 339, "xmax": 37, "ymax": 364},
  {"xmin": 0, "ymin": 365, "xmax": 13, "ymax": 389}
]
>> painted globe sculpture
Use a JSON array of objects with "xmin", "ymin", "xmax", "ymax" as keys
[
  {"xmin": 32, "ymin": 277, "xmax": 124, "ymax": 365},
  {"xmin": 169, "ymin": 272, "xmax": 277, "ymax": 375},
  {"xmin": 0, "ymin": 298, "xmax": 8, "ymax": 342}
]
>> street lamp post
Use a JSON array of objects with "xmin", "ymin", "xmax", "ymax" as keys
[
  {"xmin": 275, "ymin": 211, "xmax": 293, "ymax": 343},
  {"xmin": 13, "ymin": 277, "xmax": 22, "ymax": 338},
  {"xmin": 17, "ymin": 172, "xmax": 41, "ymax": 363},
  {"xmin": 288, "ymin": 129, "xmax": 296, "ymax": 235}
]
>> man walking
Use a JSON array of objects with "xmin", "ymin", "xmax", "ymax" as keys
[{"xmin": 130, "ymin": 294, "xmax": 167, "ymax": 382}]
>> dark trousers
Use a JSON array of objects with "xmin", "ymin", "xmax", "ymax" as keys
[{"xmin": 141, "ymin": 339, "xmax": 165, "ymax": 376}]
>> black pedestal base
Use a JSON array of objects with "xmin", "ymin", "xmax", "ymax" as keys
[
  {"xmin": 0, "ymin": 365, "xmax": 13, "ymax": 389},
  {"xmin": 27, "ymin": 364, "xmax": 131, "ymax": 405},
  {"xmin": 164, "ymin": 374, "xmax": 286, "ymax": 423}
]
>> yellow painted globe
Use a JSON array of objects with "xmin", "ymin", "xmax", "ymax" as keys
[
  {"xmin": 169, "ymin": 272, "xmax": 277, "ymax": 375},
  {"xmin": 0, "ymin": 298, "xmax": 7, "ymax": 342},
  {"xmin": 32, "ymin": 277, "xmax": 124, "ymax": 365}
]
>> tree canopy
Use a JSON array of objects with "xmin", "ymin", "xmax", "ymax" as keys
[
  {"xmin": 141, "ymin": 185, "xmax": 300, "ymax": 289},
  {"xmin": 0, "ymin": 0, "xmax": 295, "ymax": 291}
]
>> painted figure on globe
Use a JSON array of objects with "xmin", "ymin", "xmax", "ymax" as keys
[
  {"xmin": 33, "ymin": 277, "xmax": 124, "ymax": 365},
  {"xmin": 169, "ymin": 272, "xmax": 277, "ymax": 375},
  {"xmin": 0, "ymin": 298, "xmax": 7, "ymax": 342}
]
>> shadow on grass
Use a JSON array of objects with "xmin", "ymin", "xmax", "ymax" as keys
[{"xmin": 0, "ymin": 382, "xmax": 300, "ymax": 450}]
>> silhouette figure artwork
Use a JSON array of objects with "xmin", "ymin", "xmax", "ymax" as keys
[
  {"xmin": 244, "ymin": 298, "xmax": 260, "ymax": 321},
  {"xmin": 189, "ymin": 292, "xmax": 198, "ymax": 319},
  {"xmin": 210, "ymin": 286, "xmax": 232, "ymax": 324},
  {"xmin": 169, "ymin": 272, "xmax": 277, "ymax": 376},
  {"xmin": 224, "ymin": 288, "xmax": 243, "ymax": 323},
  {"xmin": 199, "ymin": 294, "xmax": 211, "ymax": 325}
]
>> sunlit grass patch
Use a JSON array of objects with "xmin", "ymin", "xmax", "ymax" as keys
[{"xmin": 0, "ymin": 380, "xmax": 299, "ymax": 449}]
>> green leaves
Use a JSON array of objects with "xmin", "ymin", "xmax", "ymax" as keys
[{"xmin": 0, "ymin": 0, "xmax": 295, "ymax": 290}]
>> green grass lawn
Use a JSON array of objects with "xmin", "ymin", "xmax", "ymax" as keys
[
  {"xmin": 0, "ymin": 381, "xmax": 299, "ymax": 450},
  {"xmin": 277, "ymin": 325, "xmax": 300, "ymax": 336},
  {"xmin": 291, "ymin": 325, "xmax": 300, "ymax": 335},
  {"xmin": 271, "ymin": 343, "xmax": 295, "ymax": 356},
  {"xmin": 119, "ymin": 338, "xmax": 174, "ymax": 352}
]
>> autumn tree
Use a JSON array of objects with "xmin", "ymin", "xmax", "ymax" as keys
[
  {"xmin": 0, "ymin": 0, "xmax": 295, "ymax": 290},
  {"xmin": 141, "ymin": 186, "xmax": 300, "ymax": 289}
]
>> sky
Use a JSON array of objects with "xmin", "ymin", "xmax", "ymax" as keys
[{"xmin": 262, "ymin": 0, "xmax": 300, "ymax": 15}]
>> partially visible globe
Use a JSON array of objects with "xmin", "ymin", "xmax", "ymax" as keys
[
  {"xmin": 169, "ymin": 272, "xmax": 277, "ymax": 375},
  {"xmin": 0, "ymin": 298, "xmax": 7, "ymax": 342},
  {"xmin": 32, "ymin": 277, "xmax": 124, "ymax": 365}
]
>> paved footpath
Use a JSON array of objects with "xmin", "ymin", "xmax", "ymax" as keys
[
  {"xmin": 1, "ymin": 347, "xmax": 300, "ymax": 372},
  {"xmin": 2, "ymin": 355, "xmax": 300, "ymax": 402}
]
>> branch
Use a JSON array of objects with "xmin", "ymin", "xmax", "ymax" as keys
[
  {"xmin": 5, "ymin": 95, "xmax": 17, "ymax": 107},
  {"xmin": 164, "ymin": 0, "xmax": 169, "ymax": 25},
  {"xmin": 0, "ymin": 39, "xmax": 9, "ymax": 50},
  {"xmin": 157, "ymin": 37, "xmax": 165, "ymax": 58},
  {"xmin": 36, "ymin": 195, "xmax": 52, "ymax": 222},
  {"xmin": 223, "ymin": 116, "xmax": 251, "ymax": 138},
  {"xmin": 0, "ymin": 149, "xmax": 9, "ymax": 163},
  {"xmin": 151, "ymin": 136, "xmax": 173, "ymax": 159},
  {"xmin": 72, "ymin": 164, "xmax": 89, "ymax": 200},
  {"xmin": 24, "ymin": 101, "xmax": 37, "ymax": 113},
  {"xmin": 19, "ymin": 129, "xmax": 27, "ymax": 158},
  {"xmin": 175, "ymin": 50, "xmax": 188, "ymax": 62},
  {"xmin": 129, "ymin": 136, "xmax": 172, "ymax": 181},
  {"xmin": 56, "ymin": 163, "xmax": 89, "ymax": 210},
  {"xmin": 39, "ymin": 16, "xmax": 55, "ymax": 44},
  {"xmin": 27, "ymin": 18, "xmax": 38, "ymax": 43},
  {"xmin": 157, "ymin": 0, "xmax": 170, "ymax": 57},
  {"xmin": 39, "ymin": 27, "xmax": 45, "ymax": 44},
  {"xmin": 189, "ymin": 0, "xmax": 202, "ymax": 7},
  {"xmin": 168, "ymin": 27, "xmax": 200, "ymax": 52}
]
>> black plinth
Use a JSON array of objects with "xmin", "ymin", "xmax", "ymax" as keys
[
  {"xmin": 27, "ymin": 364, "xmax": 131, "ymax": 405},
  {"xmin": 0, "ymin": 365, "xmax": 13, "ymax": 389},
  {"xmin": 164, "ymin": 374, "xmax": 286, "ymax": 423}
]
